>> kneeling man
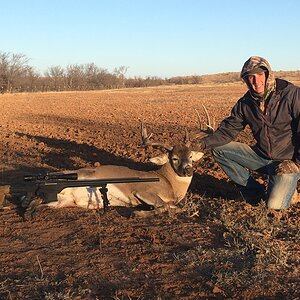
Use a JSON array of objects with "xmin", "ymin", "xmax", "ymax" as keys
[{"xmin": 192, "ymin": 56, "xmax": 300, "ymax": 209}]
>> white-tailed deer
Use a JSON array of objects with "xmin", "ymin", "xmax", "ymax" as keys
[{"xmin": 45, "ymin": 107, "xmax": 213, "ymax": 216}]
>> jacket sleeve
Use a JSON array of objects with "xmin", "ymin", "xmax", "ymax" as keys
[
  {"xmin": 202, "ymin": 99, "xmax": 247, "ymax": 150},
  {"xmin": 292, "ymin": 87, "xmax": 300, "ymax": 165}
]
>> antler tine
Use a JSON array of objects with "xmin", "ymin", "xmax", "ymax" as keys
[
  {"xmin": 195, "ymin": 105, "xmax": 215, "ymax": 134},
  {"xmin": 141, "ymin": 121, "xmax": 152, "ymax": 146},
  {"xmin": 140, "ymin": 121, "xmax": 173, "ymax": 151},
  {"xmin": 183, "ymin": 128, "xmax": 191, "ymax": 146},
  {"xmin": 190, "ymin": 105, "xmax": 215, "ymax": 141},
  {"xmin": 201, "ymin": 104, "xmax": 214, "ymax": 132}
]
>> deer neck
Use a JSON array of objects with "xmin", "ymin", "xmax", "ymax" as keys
[{"xmin": 156, "ymin": 163, "xmax": 192, "ymax": 201}]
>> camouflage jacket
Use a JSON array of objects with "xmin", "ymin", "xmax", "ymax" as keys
[{"xmin": 203, "ymin": 78, "xmax": 300, "ymax": 164}]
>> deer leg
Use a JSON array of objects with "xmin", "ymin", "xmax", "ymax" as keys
[
  {"xmin": 133, "ymin": 191, "xmax": 167, "ymax": 208},
  {"xmin": 132, "ymin": 191, "xmax": 178, "ymax": 216}
]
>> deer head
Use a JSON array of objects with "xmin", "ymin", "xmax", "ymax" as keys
[{"xmin": 140, "ymin": 105, "xmax": 213, "ymax": 177}]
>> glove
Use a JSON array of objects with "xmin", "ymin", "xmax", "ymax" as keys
[
  {"xmin": 275, "ymin": 160, "xmax": 300, "ymax": 175},
  {"xmin": 190, "ymin": 139, "xmax": 205, "ymax": 151}
]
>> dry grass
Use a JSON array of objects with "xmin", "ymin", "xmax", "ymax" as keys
[{"xmin": 175, "ymin": 195, "xmax": 300, "ymax": 298}]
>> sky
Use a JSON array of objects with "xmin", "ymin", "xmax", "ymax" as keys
[{"xmin": 1, "ymin": 0, "xmax": 300, "ymax": 78}]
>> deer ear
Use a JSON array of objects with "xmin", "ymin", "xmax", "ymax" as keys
[
  {"xmin": 149, "ymin": 153, "xmax": 169, "ymax": 165},
  {"xmin": 191, "ymin": 151, "xmax": 204, "ymax": 162}
]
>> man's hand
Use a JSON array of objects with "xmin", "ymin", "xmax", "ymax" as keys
[
  {"xmin": 275, "ymin": 160, "xmax": 300, "ymax": 175},
  {"xmin": 190, "ymin": 140, "xmax": 205, "ymax": 151}
]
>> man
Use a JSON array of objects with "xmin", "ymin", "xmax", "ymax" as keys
[{"xmin": 193, "ymin": 56, "xmax": 300, "ymax": 209}]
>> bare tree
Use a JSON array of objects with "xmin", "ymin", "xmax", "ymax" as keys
[
  {"xmin": 0, "ymin": 52, "xmax": 32, "ymax": 92},
  {"xmin": 65, "ymin": 64, "xmax": 86, "ymax": 90},
  {"xmin": 44, "ymin": 66, "xmax": 66, "ymax": 90},
  {"xmin": 113, "ymin": 66, "xmax": 129, "ymax": 88}
]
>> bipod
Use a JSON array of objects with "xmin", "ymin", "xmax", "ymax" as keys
[{"xmin": 99, "ymin": 186, "xmax": 110, "ymax": 212}]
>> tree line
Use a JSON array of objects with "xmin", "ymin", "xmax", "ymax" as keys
[{"xmin": 0, "ymin": 51, "xmax": 250, "ymax": 93}]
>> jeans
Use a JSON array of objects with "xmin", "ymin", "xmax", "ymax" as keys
[{"xmin": 212, "ymin": 141, "xmax": 300, "ymax": 209}]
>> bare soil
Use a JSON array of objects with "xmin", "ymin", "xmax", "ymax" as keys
[{"xmin": 1, "ymin": 84, "xmax": 300, "ymax": 299}]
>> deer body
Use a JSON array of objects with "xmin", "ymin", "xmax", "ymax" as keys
[
  {"xmin": 46, "ymin": 108, "xmax": 212, "ymax": 215},
  {"xmin": 47, "ymin": 146, "xmax": 204, "ymax": 215}
]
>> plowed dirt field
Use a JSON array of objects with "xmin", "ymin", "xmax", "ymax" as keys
[{"xmin": 1, "ymin": 84, "xmax": 300, "ymax": 299}]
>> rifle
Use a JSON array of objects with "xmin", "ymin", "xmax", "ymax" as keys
[{"xmin": 1, "ymin": 171, "xmax": 160, "ymax": 212}]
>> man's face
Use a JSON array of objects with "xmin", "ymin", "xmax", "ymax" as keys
[{"xmin": 246, "ymin": 71, "xmax": 266, "ymax": 95}]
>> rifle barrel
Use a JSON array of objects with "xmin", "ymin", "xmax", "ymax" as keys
[{"xmin": 43, "ymin": 177, "xmax": 160, "ymax": 187}]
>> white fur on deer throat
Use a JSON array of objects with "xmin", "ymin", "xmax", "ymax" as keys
[{"xmin": 155, "ymin": 162, "xmax": 192, "ymax": 203}]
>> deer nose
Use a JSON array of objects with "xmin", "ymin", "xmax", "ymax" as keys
[{"xmin": 183, "ymin": 165, "xmax": 193, "ymax": 177}]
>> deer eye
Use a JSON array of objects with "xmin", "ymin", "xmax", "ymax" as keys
[{"xmin": 172, "ymin": 156, "xmax": 179, "ymax": 162}]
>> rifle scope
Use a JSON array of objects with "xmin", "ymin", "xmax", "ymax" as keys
[{"xmin": 24, "ymin": 172, "xmax": 78, "ymax": 181}]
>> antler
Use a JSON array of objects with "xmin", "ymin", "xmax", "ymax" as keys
[
  {"xmin": 197, "ymin": 104, "xmax": 215, "ymax": 133},
  {"xmin": 189, "ymin": 104, "xmax": 215, "ymax": 142},
  {"xmin": 141, "ymin": 122, "xmax": 173, "ymax": 151}
]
